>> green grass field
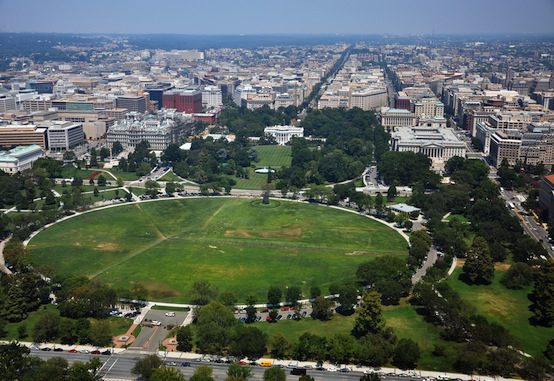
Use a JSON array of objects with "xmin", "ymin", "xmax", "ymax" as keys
[
  {"xmin": 3, "ymin": 304, "xmax": 132, "ymax": 341},
  {"xmin": 228, "ymin": 145, "xmax": 292, "ymax": 190},
  {"xmin": 254, "ymin": 301, "xmax": 454, "ymax": 371},
  {"xmin": 158, "ymin": 171, "xmax": 182, "ymax": 182},
  {"xmin": 447, "ymin": 268, "xmax": 553, "ymax": 357},
  {"xmin": 28, "ymin": 198, "xmax": 407, "ymax": 302}
]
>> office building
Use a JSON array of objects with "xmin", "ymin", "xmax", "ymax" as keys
[
  {"xmin": 413, "ymin": 98, "xmax": 445, "ymax": 119},
  {"xmin": 351, "ymin": 88, "xmax": 388, "ymax": 111},
  {"xmin": 46, "ymin": 122, "xmax": 84, "ymax": 151},
  {"xmin": 201, "ymin": 86, "xmax": 223, "ymax": 110},
  {"xmin": 145, "ymin": 83, "xmax": 173, "ymax": 110},
  {"xmin": 28, "ymin": 81, "xmax": 55, "ymax": 94},
  {"xmin": 107, "ymin": 114, "xmax": 176, "ymax": 151},
  {"xmin": 0, "ymin": 145, "xmax": 44, "ymax": 174},
  {"xmin": 264, "ymin": 125, "xmax": 304, "ymax": 145},
  {"xmin": 163, "ymin": 89, "xmax": 202, "ymax": 113},
  {"xmin": 0, "ymin": 95, "xmax": 17, "ymax": 113},
  {"xmin": 116, "ymin": 95, "xmax": 147, "ymax": 114},
  {"xmin": 0, "ymin": 125, "xmax": 49, "ymax": 149}
]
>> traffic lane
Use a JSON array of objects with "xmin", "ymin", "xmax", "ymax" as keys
[
  {"xmin": 166, "ymin": 361, "xmax": 421, "ymax": 381},
  {"xmin": 143, "ymin": 309, "xmax": 187, "ymax": 326}
]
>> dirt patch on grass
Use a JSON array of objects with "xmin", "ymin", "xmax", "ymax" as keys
[
  {"xmin": 495, "ymin": 262, "xmax": 511, "ymax": 271},
  {"xmin": 140, "ymin": 281, "xmax": 180, "ymax": 299},
  {"xmin": 224, "ymin": 226, "xmax": 302, "ymax": 239},
  {"xmin": 345, "ymin": 250, "xmax": 367, "ymax": 256},
  {"xmin": 95, "ymin": 242, "xmax": 120, "ymax": 251}
]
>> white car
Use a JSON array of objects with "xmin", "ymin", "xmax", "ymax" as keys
[
  {"xmin": 151, "ymin": 320, "xmax": 162, "ymax": 326},
  {"xmin": 165, "ymin": 312, "xmax": 175, "ymax": 317},
  {"xmin": 326, "ymin": 366, "xmax": 337, "ymax": 372}
]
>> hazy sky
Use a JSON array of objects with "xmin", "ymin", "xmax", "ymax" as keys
[{"xmin": 1, "ymin": 0, "xmax": 553, "ymax": 35}]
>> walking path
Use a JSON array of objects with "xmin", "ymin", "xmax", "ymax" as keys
[{"xmin": 0, "ymin": 234, "xmax": 13, "ymax": 275}]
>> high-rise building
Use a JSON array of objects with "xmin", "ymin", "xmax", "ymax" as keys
[
  {"xmin": 145, "ymin": 83, "xmax": 173, "ymax": 110},
  {"xmin": 28, "ymin": 80, "xmax": 55, "ymax": 94},
  {"xmin": 45, "ymin": 121, "xmax": 84, "ymax": 151},
  {"xmin": 0, "ymin": 94, "xmax": 17, "ymax": 113},
  {"xmin": 201, "ymin": 86, "xmax": 223, "ymax": 110},
  {"xmin": 116, "ymin": 95, "xmax": 147, "ymax": 114},
  {"xmin": 0, "ymin": 125, "xmax": 49, "ymax": 149},
  {"xmin": 163, "ymin": 89, "xmax": 202, "ymax": 113}
]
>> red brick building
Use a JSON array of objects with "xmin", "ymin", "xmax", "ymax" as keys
[{"xmin": 162, "ymin": 89, "xmax": 202, "ymax": 114}]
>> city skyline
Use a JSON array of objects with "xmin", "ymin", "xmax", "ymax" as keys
[{"xmin": 1, "ymin": 0, "xmax": 554, "ymax": 35}]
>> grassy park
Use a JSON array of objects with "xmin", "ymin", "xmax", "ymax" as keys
[
  {"xmin": 231, "ymin": 145, "xmax": 292, "ymax": 189},
  {"xmin": 28, "ymin": 197, "xmax": 407, "ymax": 302},
  {"xmin": 447, "ymin": 268, "xmax": 553, "ymax": 357}
]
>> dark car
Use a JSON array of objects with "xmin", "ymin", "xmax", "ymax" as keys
[
  {"xmin": 101, "ymin": 350, "xmax": 112, "ymax": 355},
  {"xmin": 40, "ymin": 347, "xmax": 52, "ymax": 351},
  {"xmin": 53, "ymin": 348, "xmax": 64, "ymax": 352},
  {"xmin": 91, "ymin": 350, "xmax": 101, "ymax": 354},
  {"xmin": 181, "ymin": 361, "xmax": 191, "ymax": 367},
  {"xmin": 291, "ymin": 368, "xmax": 307, "ymax": 376}
]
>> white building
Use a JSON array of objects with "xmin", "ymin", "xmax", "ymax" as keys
[
  {"xmin": 0, "ymin": 145, "xmax": 44, "ymax": 174},
  {"xmin": 264, "ymin": 125, "xmax": 304, "ymax": 145},
  {"xmin": 380, "ymin": 108, "xmax": 417, "ymax": 128},
  {"xmin": 46, "ymin": 121, "xmax": 84, "ymax": 151},
  {"xmin": 0, "ymin": 94, "xmax": 17, "ymax": 113},
  {"xmin": 202, "ymin": 86, "xmax": 222, "ymax": 110},
  {"xmin": 107, "ymin": 114, "xmax": 176, "ymax": 151},
  {"xmin": 390, "ymin": 126, "xmax": 466, "ymax": 170},
  {"xmin": 413, "ymin": 97, "xmax": 445, "ymax": 119},
  {"xmin": 351, "ymin": 88, "xmax": 388, "ymax": 111}
]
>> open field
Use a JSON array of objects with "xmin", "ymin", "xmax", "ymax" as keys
[
  {"xmin": 253, "ymin": 301, "xmax": 454, "ymax": 371},
  {"xmin": 28, "ymin": 198, "xmax": 407, "ymax": 302},
  {"xmin": 2, "ymin": 304, "xmax": 132, "ymax": 341},
  {"xmin": 229, "ymin": 145, "xmax": 292, "ymax": 190},
  {"xmin": 448, "ymin": 268, "xmax": 553, "ymax": 357}
]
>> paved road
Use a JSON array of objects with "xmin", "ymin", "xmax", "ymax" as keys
[
  {"xmin": 500, "ymin": 188, "xmax": 553, "ymax": 259},
  {"xmin": 29, "ymin": 350, "xmax": 429, "ymax": 381}
]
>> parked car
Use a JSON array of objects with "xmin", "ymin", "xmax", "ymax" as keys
[
  {"xmin": 164, "ymin": 312, "xmax": 176, "ymax": 317},
  {"xmin": 181, "ymin": 362, "xmax": 191, "ymax": 367},
  {"xmin": 67, "ymin": 349, "xmax": 78, "ymax": 353},
  {"xmin": 53, "ymin": 348, "xmax": 64, "ymax": 352}
]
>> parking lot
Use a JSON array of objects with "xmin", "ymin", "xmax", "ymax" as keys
[{"xmin": 131, "ymin": 309, "xmax": 189, "ymax": 352}]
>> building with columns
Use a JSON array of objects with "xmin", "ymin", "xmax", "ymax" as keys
[
  {"xmin": 380, "ymin": 108, "xmax": 417, "ymax": 128},
  {"xmin": 263, "ymin": 125, "xmax": 304, "ymax": 145},
  {"xmin": 390, "ymin": 126, "xmax": 466, "ymax": 170}
]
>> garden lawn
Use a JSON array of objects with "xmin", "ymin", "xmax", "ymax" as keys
[
  {"xmin": 60, "ymin": 165, "xmax": 95, "ymax": 179},
  {"xmin": 108, "ymin": 167, "xmax": 140, "ymax": 181},
  {"xmin": 28, "ymin": 198, "xmax": 408, "ymax": 302},
  {"xmin": 447, "ymin": 268, "xmax": 553, "ymax": 357},
  {"xmin": 158, "ymin": 171, "xmax": 182, "ymax": 182}
]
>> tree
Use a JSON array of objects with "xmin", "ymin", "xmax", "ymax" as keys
[
  {"xmin": 227, "ymin": 363, "xmax": 252, "ymax": 381},
  {"xmin": 230, "ymin": 325, "xmax": 267, "ymax": 359},
  {"xmin": 150, "ymin": 367, "xmax": 186, "ymax": 381},
  {"xmin": 195, "ymin": 302, "xmax": 237, "ymax": 354},
  {"xmin": 112, "ymin": 141, "xmax": 123, "ymax": 155},
  {"xmin": 299, "ymin": 376, "xmax": 315, "ymax": 381},
  {"xmin": 97, "ymin": 175, "xmax": 107, "ymax": 187},
  {"xmin": 311, "ymin": 296, "xmax": 334, "ymax": 321},
  {"xmin": 295, "ymin": 333, "xmax": 327, "ymax": 361},
  {"xmin": 0, "ymin": 343, "xmax": 36, "ymax": 380},
  {"xmin": 392, "ymin": 339, "xmax": 420, "ymax": 370},
  {"xmin": 99, "ymin": 147, "xmax": 110, "ymax": 161},
  {"xmin": 263, "ymin": 367, "xmax": 286, "ymax": 381},
  {"xmin": 245, "ymin": 296, "xmax": 257, "ymax": 324},
  {"xmin": 189, "ymin": 280, "xmax": 218, "ymax": 305},
  {"xmin": 462, "ymin": 237, "xmax": 494, "ymax": 284},
  {"xmin": 165, "ymin": 182, "xmax": 177, "ymax": 194},
  {"xmin": 93, "ymin": 187, "xmax": 99, "ymax": 197},
  {"xmin": 145, "ymin": 180, "xmax": 160, "ymax": 197},
  {"xmin": 190, "ymin": 366, "xmax": 215, "ymax": 381},
  {"xmin": 352, "ymin": 292, "xmax": 384, "ymax": 337},
  {"xmin": 32, "ymin": 311, "xmax": 60, "ymax": 342},
  {"xmin": 387, "ymin": 184, "xmax": 397, "ymax": 201},
  {"xmin": 285, "ymin": 286, "xmax": 302, "ymax": 307},
  {"xmin": 501, "ymin": 262, "xmax": 534, "ymax": 289},
  {"xmin": 530, "ymin": 259, "xmax": 554, "ymax": 327},
  {"xmin": 267, "ymin": 286, "xmax": 282, "ymax": 306},
  {"xmin": 336, "ymin": 284, "xmax": 358, "ymax": 313},
  {"xmin": 176, "ymin": 326, "xmax": 193, "ymax": 352},
  {"xmin": 270, "ymin": 334, "xmax": 291, "ymax": 359},
  {"xmin": 131, "ymin": 354, "xmax": 163, "ymax": 380},
  {"xmin": 309, "ymin": 286, "xmax": 321, "ymax": 299}
]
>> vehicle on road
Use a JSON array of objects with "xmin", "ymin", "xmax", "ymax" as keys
[
  {"xmin": 259, "ymin": 359, "xmax": 273, "ymax": 367},
  {"xmin": 181, "ymin": 362, "xmax": 191, "ymax": 367},
  {"xmin": 164, "ymin": 312, "xmax": 175, "ymax": 317},
  {"xmin": 151, "ymin": 320, "xmax": 162, "ymax": 326},
  {"xmin": 290, "ymin": 368, "xmax": 307, "ymax": 376},
  {"xmin": 67, "ymin": 349, "xmax": 78, "ymax": 353}
]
